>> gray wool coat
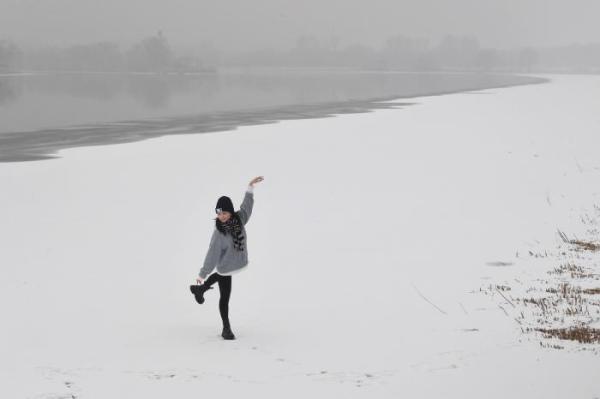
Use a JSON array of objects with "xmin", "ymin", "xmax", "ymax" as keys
[{"xmin": 199, "ymin": 188, "xmax": 254, "ymax": 279}]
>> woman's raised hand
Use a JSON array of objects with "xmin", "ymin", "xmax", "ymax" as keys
[{"xmin": 249, "ymin": 176, "xmax": 264, "ymax": 187}]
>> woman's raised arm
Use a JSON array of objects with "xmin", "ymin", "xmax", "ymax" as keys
[{"xmin": 238, "ymin": 176, "xmax": 263, "ymax": 225}]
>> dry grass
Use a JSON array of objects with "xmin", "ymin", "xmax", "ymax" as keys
[
  {"xmin": 557, "ymin": 229, "xmax": 600, "ymax": 251},
  {"xmin": 482, "ymin": 226, "xmax": 600, "ymax": 350},
  {"xmin": 570, "ymin": 240, "xmax": 600, "ymax": 252},
  {"xmin": 548, "ymin": 263, "xmax": 595, "ymax": 279},
  {"xmin": 539, "ymin": 341, "xmax": 565, "ymax": 350},
  {"xmin": 535, "ymin": 327, "xmax": 600, "ymax": 344}
]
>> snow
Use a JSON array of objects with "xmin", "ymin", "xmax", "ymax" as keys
[{"xmin": 1, "ymin": 74, "xmax": 600, "ymax": 398}]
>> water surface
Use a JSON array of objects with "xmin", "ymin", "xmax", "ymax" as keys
[{"xmin": 0, "ymin": 70, "xmax": 546, "ymax": 162}]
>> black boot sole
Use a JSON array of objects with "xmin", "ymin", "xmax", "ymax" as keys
[{"xmin": 189, "ymin": 285, "xmax": 213, "ymax": 304}]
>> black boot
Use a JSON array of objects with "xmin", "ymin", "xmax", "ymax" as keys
[
  {"xmin": 221, "ymin": 325, "xmax": 236, "ymax": 340},
  {"xmin": 189, "ymin": 284, "xmax": 213, "ymax": 304}
]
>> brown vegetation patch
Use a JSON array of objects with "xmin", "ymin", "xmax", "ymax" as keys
[
  {"xmin": 557, "ymin": 229, "xmax": 600, "ymax": 251},
  {"xmin": 570, "ymin": 240, "xmax": 600, "ymax": 252},
  {"xmin": 535, "ymin": 327, "xmax": 600, "ymax": 344},
  {"xmin": 485, "ymin": 227, "xmax": 600, "ymax": 350}
]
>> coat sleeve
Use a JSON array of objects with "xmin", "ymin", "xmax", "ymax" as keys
[
  {"xmin": 238, "ymin": 187, "xmax": 254, "ymax": 226},
  {"xmin": 199, "ymin": 229, "xmax": 223, "ymax": 279}
]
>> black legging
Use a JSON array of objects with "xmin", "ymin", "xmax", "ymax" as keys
[{"xmin": 203, "ymin": 272, "xmax": 232, "ymax": 329}]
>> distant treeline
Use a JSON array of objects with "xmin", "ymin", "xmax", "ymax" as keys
[
  {"xmin": 226, "ymin": 35, "xmax": 600, "ymax": 73},
  {"xmin": 2, "ymin": 33, "xmax": 600, "ymax": 73},
  {"xmin": 0, "ymin": 32, "xmax": 215, "ymax": 73}
]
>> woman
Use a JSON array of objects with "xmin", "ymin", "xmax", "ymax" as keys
[{"xmin": 190, "ymin": 176, "xmax": 264, "ymax": 340}]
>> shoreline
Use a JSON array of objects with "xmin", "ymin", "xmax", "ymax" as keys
[{"xmin": 0, "ymin": 72, "xmax": 547, "ymax": 163}]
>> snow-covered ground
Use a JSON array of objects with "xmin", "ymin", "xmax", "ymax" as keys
[{"xmin": 1, "ymin": 74, "xmax": 599, "ymax": 398}]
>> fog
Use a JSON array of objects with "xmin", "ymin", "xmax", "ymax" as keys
[{"xmin": 1, "ymin": 0, "xmax": 600, "ymax": 52}]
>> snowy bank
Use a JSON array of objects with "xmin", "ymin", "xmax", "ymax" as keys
[{"xmin": 1, "ymin": 74, "xmax": 599, "ymax": 398}]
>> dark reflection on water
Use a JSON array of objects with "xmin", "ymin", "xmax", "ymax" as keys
[{"xmin": 0, "ymin": 70, "xmax": 547, "ymax": 162}]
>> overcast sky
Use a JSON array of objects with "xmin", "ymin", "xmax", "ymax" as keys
[{"xmin": 1, "ymin": 0, "xmax": 599, "ymax": 51}]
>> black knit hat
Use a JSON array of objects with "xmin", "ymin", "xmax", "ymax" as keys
[{"xmin": 215, "ymin": 196, "xmax": 235, "ymax": 214}]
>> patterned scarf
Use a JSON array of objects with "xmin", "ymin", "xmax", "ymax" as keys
[{"xmin": 216, "ymin": 213, "xmax": 246, "ymax": 251}]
